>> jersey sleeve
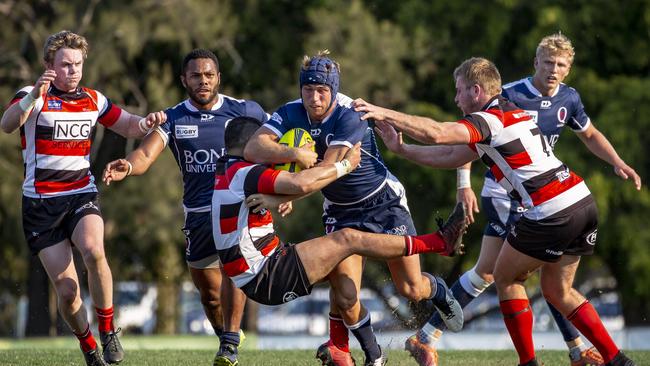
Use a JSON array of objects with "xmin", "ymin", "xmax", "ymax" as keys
[
  {"xmin": 262, "ymin": 107, "xmax": 291, "ymax": 138},
  {"xmin": 567, "ymin": 89, "xmax": 591, "ymax": 132},
  {"xmin": 329, "ymin": 110, "xmax": 367, "ymax": 148},
  {"xmin": 154, "ymin": 111, "xmax": 172, "ymax": 146},
  {"xmin": 244, "ymin": 100, "xmax": 270, "ymax": 124},
  {"xmin": 456, "ymin": 111, "xmax": 500, "ymax": 145},
  {"xmin": 95, "ymin": 91, "xmax": 122, "ymax": 127},
  {"xmin": 7, "ymin": 86, "xmax": 44, "ymax": 113},
  {"xmin": 243, "ymin": 165, "xmax": 281, "ymax": 196}
]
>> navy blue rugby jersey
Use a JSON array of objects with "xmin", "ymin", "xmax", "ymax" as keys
[
  {"xmin": 263, "ymin": 95, "xmax": 389, "ymax": 204},
  {"xmin": 155, "ymin": 95, "xmax": 268, "ymax": 212}
]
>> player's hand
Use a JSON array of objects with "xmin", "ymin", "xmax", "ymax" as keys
[
  {"xmin": 353, "ymin": 98, "xmax": 389, "ymax": 122},
  {"xmin": 614, "ymin": 164, "xmax": 642, "ymax": 190},
  {"xmin": 144, "ymin": 111, "xmax": 167, "ymax": 130},
  {"xmin": 278, "ymin": 201, "xmax": 293, "ymax": 217},
  {"xmin": 294, "ymin": 141, "xmax": 318, "ymax": 169},
  {"xmin": 374, "ymin": 120, "xmax": 404, "ymax": 154},
  {"xmin": 457, "ymin": 187, "xmax": 479, "ymax": 224},
  {"xmin": 33, "ymin": 69, "xmax": 56, "ymax": 98},
  {"xmin": 103, "ymin": 159, "xmax": 131, "ymax": 186},
  {"xmin": 343, "ymin": 142, "xmax": 362, "ymax": 171},
  {"xmin": 246, "ymin": 193, "xmax": 287, "ymax": 214}
]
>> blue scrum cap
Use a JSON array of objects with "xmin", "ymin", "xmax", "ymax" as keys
[{"xmin": 299, "ymin": 56, "xmax": 340, "ymax": 99}]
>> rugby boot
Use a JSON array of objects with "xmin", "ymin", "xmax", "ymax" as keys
[
  {"xmin": 606, "ymin": 351, "xmax": 636, "ymax": 366},
  {"xmin": 520, "ymin": 359, "xmax": 540, "ymax": 366},
  {"xmin": 431, "ymin": 277, "xmax": 464, "ymax": 332},
  {"xmin": 315, "ymin": 340, "xmax": 356, "ymax": 366},
  {"xmin": 100, "ymin": 328, "xmax": 124, "ymax": 364},
  {"xmin": 570, "ymin": 346, "xmax": 605, "ymax": 366},
  {"xmin": 83, "ymin": 347, "xmax": 109, "ymax": 366},
  {"xmin": 214, "ymin": 343, "xmax": 239, "ymax": 366},
  {"xmin": 437, "ymin": 202, "xmax": 468, "ymax": 257},
  {"xmin": 405, "ymin": 335, "xmax": 438, "ymax": 366},
  {"xmin": 363, "ymin": 346, "xmax": 387, "ymax": 366}
]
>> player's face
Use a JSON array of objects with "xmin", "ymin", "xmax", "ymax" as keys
[
  {"xmin": 533, "ymin": 51, "xmax": 572, "ymax": 95},
  {"xmin": 454, "ymin": 77, "xmax": 480, "ymax": 115},
  {"xmin": 301, "ymin": 84, "xmax": 333, "ymax": 121},
  {"xmin": 181, "ymin": 58, "xmax": 221, "ymax": 109},
  {"xmin": 47, "ymin": 48, "xmax": 84, "ymax": 92}
]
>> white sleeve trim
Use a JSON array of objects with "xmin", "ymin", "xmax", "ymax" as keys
[
  {"xmin": 262, "ymin": 123, "xmax": 283, "ymax": 138},
  {"xmin": 329, "ymin": 140, "xmax": 353, "ymax": 148},
  {"xmin": 571, "ymin": 117, "xmax": 591, "ymax": 133},
  {"xmin": 154, "ymin": 127, "xmax": 169, "ymax": 147}
]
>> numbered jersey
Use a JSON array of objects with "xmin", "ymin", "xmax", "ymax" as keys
[
  {"xmin": 156, "ymin": 95, "xmax": 268, "ymax": 212},
  {"xmin": 10, "ymin": 86, "xmax": 122, "ymax": 198},
  {"xmin": 460, "ymin": 96, "xmax": 591, "ymax": 220},
  {"xmin": 263, "ymin": 94, "xmax": 389, "ymax": 204},
  {"xmin": 482, "ymin": 77, "xmax": 591, "ymax": 199}
]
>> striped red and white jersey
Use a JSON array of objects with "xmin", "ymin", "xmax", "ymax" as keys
[
  {"xmin": 211, "ymin": 156, "xmax": 281, "ymax": 288},
  {"xmin": 9, "ymin": 86, "xmax": 122, "ymax": 197},
  {"xmin": 459, "ymin": 96, "xmax": 591, "ymax": 220}
]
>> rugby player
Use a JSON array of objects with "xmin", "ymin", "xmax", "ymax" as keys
[
  {"xmin": 213, "ymin": 116, "xmax": 468, "ymax": 366},
  {"xmin": 406, "ymin": 33, "xmax": 640, "ymax": 366},
  {"xmin": 353, "ymin": 57, "xmax": 636, "ymax": 366},
  {"xmin": 243, "ymin": 51, "xmax": 464, "ymax": 366},
  {"xmin": 0, "ymin": 30, "xmax": 161, "ymax": 366},
  {"xmin": 102, "ymin": 49, "xmax": 268, "ymax": 366}
]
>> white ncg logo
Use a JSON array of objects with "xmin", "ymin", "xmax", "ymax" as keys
[
  {"xmin": 175, "ymin": 125, "xmax": 199, "ymax": 139},
  {"xmin": 53, "ymin": 120, "xmax": 91, "ymax": 140}
]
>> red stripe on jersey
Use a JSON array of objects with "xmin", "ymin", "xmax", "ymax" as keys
[
  {"xmin": 529, "ymin": 172, "xmax": 583, "ymax": 206},
  {"xmin": 490, "ymin": 164, "xmax": 505, "ymax": 181},
  {"xmin": 503, "ymin": 110, "xmax": 533, "ymax": 127},
  {"xmin": 35, "ymin": 139, "xmax": 91, "ymax": 156},
  {"xmin": 226, "ymin": 161, "xmax": 254, "ymax": 182},
  {"xmin": 34, "ymin": 176, "xmax": 91, "ymax": 194},
  {"xmin": 220, "ymin": 216, "xmax": 238, "ymax": 234},
  {"xmin": 214, "ymin": 174, "xmax": 229, "ymax": 190},
  {"xmin": 505, "ymin": 150, "xmax": 532, "ymax": 170},
  {"xmin": 457, "ymin": 120, "xmax": 483, "ymax": 144},
  {"xmin": 248, "ymin": 211, "xmax": 273, "ymax": 228},
  {"xmin": 98, "ymin": 104, "xmax": 121, "ymax": 127},
  {"xmin": 260, "ymin": 236, "xmax": 279, "ymax": 256},
  {"xmin": 9, "ymin": 97, "xmax": 20, "ymax": 105},
  {"xmin": 223, "ymin": 257, "xmax": 250, "ymax": 278},
  {"xmin": 257, "ymin": 169, "xmax": 280, "ymax": 194}
]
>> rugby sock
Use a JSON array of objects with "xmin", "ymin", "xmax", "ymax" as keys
[
  {"xmin": 567, "ymin": 300, "xmax": 619, "ymax": 363},
  {"xmin": 220, "ymin": 331, "xmax": 241, "ymax": 347},
  {"xmin": 405, "ymin": 233, "xmax": 446, "ymax": 256},
  {"xmin": 346, "ymin": 312, "xmax": 381, "ymax": 362},
  {"xmin": 74, "ymin": 324, "xmax": 98, "ymax": 352},
  {"xmin": 500, "ymin": 299, "xmax": 536, "ymax": 365},
  {"xmin": 96, "ymin": 306, "xmax": 114, "ymax": 333},
  {"xmin": 329, "ymin": 313, "xmax": 350, "ymax": 352},
  {"xmin": 547, "ymin": 301, "xmax": 580, "ymax": 342}
]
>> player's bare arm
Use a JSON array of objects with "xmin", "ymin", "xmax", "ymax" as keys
[
  {"xmin": 456, "ymin": 162, "xmax": 479, "ymax": 223},
  {"xmin": 353, "ymin": 98, "xmax": 471, "ymax": 145},
  {"xmin": 244, "ymin": 126, "xmax": 318, "ymax": 169},
  {"xmin": 576, "ymin": 124, "xmax": 642, "ymax": 190},
  {"xmin": 1, "ymin": 70, "xmax": 56, "ymax": 133},
  {"xmin": 102, "ymin": 122, "xmax": 166, "ymax": 185},
  {"xmin": 107, "ymin": 110, "xmax": 165, "ymax": 139}
]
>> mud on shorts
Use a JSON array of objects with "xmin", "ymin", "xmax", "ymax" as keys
[
  {"xmin": 240, "ymin": 242, "xmax": 313, "ymax": 306},
  {"xmin": 183, "ymin": 211, "xmax": 221, "ymax": 269},
  {"xmin": 481, "ymin": 195, "xmax": 525, "ymax": 239},
  {"xmin": 507, "ymin": 196, "xmax": 598, "ymax": 262},
  {"xmin": 322, "ymin": 178, "xmax": 417, "ymax": 236},
  {"xmin": 22, "ymin": 192, "xmax": 102, "ymax": 255}
]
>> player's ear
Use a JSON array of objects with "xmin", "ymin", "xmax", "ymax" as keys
[{"xmin": 180, "ymin": 74, "xmax": 187, "ymax": 88}]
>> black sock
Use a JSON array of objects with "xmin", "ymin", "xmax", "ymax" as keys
[
  {"xmin": 220, "ymin": 331, "xmax": 240, "ymax": 348},
  {"xmin": 346, "ymin": 312, "xmax": 381, "ymax": 362}
]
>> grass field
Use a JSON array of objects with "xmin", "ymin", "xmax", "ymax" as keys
[{"xmin": 0, "ymin": 336, "xmax": 648, "ymax": 365}]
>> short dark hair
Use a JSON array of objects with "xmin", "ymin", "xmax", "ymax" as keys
[
  {"xmin": 225, "ymin": 116, "xmax": 263, "ymax": 151},
  {"xmin": 182, "ymin": 49, "xmax": 219, "ymax": 74}
]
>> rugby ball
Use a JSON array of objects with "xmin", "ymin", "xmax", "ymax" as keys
[{"xmin": 274, "ymin": 128, "xmax": 315, "ymax": 173}]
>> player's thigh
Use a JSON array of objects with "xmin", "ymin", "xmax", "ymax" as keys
[
  {"xmin": 474, "ymin": 235, "xmax": 505, "ymax": 278},
  {"xmin": 540, "ymin": 255, "xmax": 581, "ymax": 297},
  {"xmin": 71, "ymin": 213, "xmax": 105, "ymax": 257},
  {"xmin": 493, "ymin": 240, "xmax": 544, "ymax": 289},
  {"xmin": 38, "ymin": 240, "xmax": 80, "ymax": 296},
  {"xmin": 189, "ymin": 266, "xmax": 223, "ymax": 298},
  {"xmin": 295, "ymin": 230, "xmax": 359, "ymax": 285}
]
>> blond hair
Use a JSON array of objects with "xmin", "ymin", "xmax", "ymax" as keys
[
  {"xmin": 453, "ymin": 57, "xmax": 502, "ymax": 96},
  {"xmin": 302, "ymin": 49, "xmax": 340, "ymax": 73},
  {"xmin": 536, "ymin": 33, "xmax": 575, "ymax": 64},
  {"xmin": 43, "ymin": 30, "xmax": 89, "ymax": 64}
]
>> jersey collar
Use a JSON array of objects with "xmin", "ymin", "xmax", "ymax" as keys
[
  {"xmin": 183, "ymin": 94, "xmax": 224, "ymax": 112},
  {"xmin": 524, "ymin": 77, "xmax": 560, "ymax": 97}
]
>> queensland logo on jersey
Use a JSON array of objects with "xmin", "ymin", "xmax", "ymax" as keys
[
  {"xmin": 175, "ymin": 125, "xmax": 199, "ymax": 139},
  {"xmin": 53, "ymin": 120, "xmax": 91, "ymax": 140},
  {"xmin": 557, "ymin": 107, "xmax": 568, "ymax": 125},
  {"xmin": 270, "ymin": 112, "xmax": 283, "ymax": 125},
  {"xmin": 200, "ymin": 114, "xmax": 215, "ymax": 122},
  {"xmin": 47, "ymin": 100, "xmax": 62, "ymax": 110},
  {"xmin": 540, "ymin": 100, "xmax": 552, "ymax": 109}
]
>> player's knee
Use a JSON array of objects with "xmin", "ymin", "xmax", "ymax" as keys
[
  {"xmin": 80, "ymin": 245, "xmax": 106, "ymax": 266},
  {"xmin": 54, "ymin": 278, "xmax": 80, "ymax": 306},
  {"xmin": 332, "ymin": 286, "xmax": 359, "ymax": 312},
  {"xmin": 333, "ymin": 228, "xmax": 361, "ymax": 247},
  {"xmin": 199, "ymin": 290, "xmax": 221, "ymax": 309}
]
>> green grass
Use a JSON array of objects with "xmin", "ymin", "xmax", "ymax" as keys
[{"xmin": 0, "ymin": 336, "xmax": 648, "ymax": 365}]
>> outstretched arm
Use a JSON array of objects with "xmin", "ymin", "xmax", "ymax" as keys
[
  {"xmin": 576, "ymin": 124, "xmax": 641, "ymax": 190},
  {"xmin": 107, "ymin": 110, "xmax": 166, "ymax": 139}
]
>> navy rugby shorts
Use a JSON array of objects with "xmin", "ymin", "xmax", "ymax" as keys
[
  {"xmin": 182, "ymin": 211, "xmax": 221, "ymax": 267},
  {"xmin": 481, "ymin": 195, "xmax": 524, "ymax": 239}
]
